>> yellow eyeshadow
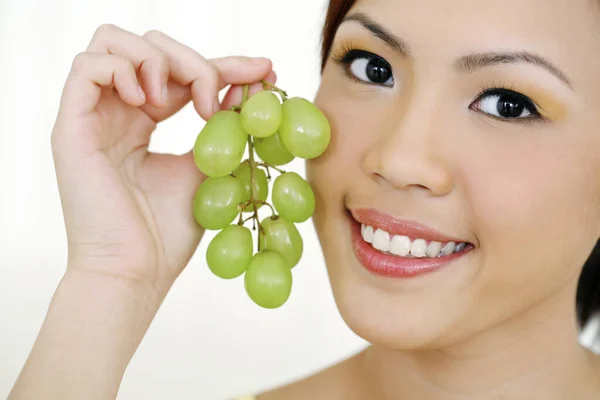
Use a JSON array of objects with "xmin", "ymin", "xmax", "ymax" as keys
[
  {"xmin": 329, "ymin": 35, "xmax": 394, "ymax": 63},
  {"xmin": 510, "ymin": 85, "xmax": 568, "ymax": 121},
  {"xmin": 329, "ymin": 36, "xmax": 569, "ymax": 122}
]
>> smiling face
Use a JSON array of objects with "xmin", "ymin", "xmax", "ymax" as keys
[{"xmin": 307, "ymin": 0, "xmax": 600, "ymax": 349}]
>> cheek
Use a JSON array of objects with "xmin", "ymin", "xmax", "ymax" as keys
[
  {"xmin": 461, "ymin": 126, "xmax": 600, "ymax": 294},
  {"xmin": 307, "ymin": 83, "xmax": 390, "ymax": 280},
  {"xmin": 307, "ymin": 85, "xmax": 385, "ymax": 202}
]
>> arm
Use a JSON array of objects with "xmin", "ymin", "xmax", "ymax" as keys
[
  {"xmin": 9, "ymin": 269, "xmax": 163, "ymax": 400},
  {"xmin": 8, "ymin": 24, "xmax": 274, "ymax": 399}
]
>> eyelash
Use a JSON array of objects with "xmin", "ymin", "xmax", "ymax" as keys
[
  {"xmin": 329, "ymin": 44, "xmax": 545, "ymax": 124},
  {"xmin": 470, "ymin": 82, "xmax": 544, "ymax": 124},
  {"xmin": 331, "ymin": 43, "xmax": 394, "ymax": 87}
]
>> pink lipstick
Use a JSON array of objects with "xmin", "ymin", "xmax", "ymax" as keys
[{"xmin": 349, "ymin": 208, "xmax": 473, "ymax": 278}]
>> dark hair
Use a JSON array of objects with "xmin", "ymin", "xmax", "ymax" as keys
[
  {"xmin": 321, "ymin": 0, "xmax": 356, "ymax": 70},
  {"xmin": 320, "ymin": 0, "xmax": 600, "ymax": 328},
  {"xmin": 577, "ymin": 241, "xmax": 600, "ymax": 326}
]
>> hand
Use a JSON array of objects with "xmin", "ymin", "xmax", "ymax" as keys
[{"xmin": 51, "ymin": 24, "xmax": 275, "ymax": 295}]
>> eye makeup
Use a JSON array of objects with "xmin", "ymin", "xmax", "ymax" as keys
[
  {"xmin": 510, "ymin": 84, "xmax": 568, "ymax": 121},
  {"xmin": 480, "ymin": 81, "xmax": 567, "ymax": 122},
  {"xmin": 329, "ymin": 38, "xmax": 396, "ymax": 83},
  {"xmin": 329, "ymin": 38, "xmax": 569, "ymax": 123},
  {"xmin": 330, "ymin": 40, "xmax": 373, "ymax": 64}
]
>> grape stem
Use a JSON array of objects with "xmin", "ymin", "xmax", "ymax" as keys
[
  {"xmin": 241, "ymin": 215, "xmax": 255, "ymax": 225},
  {"xmin": 262, "ymin": 80, "xmax": 288, "ymax": 101},
  {"xmin": 257, "ymin": 162, "xmax": 285, "ymax": 175},
  {"xmin": 240, "ymin": 199, "xmax": 276, "ymax": 216},
  {"xmin": 258, "ymin": 200, "xmax": 276, "ymax": 217},
  {"xmin": 235, "ymin": 83, "xmax": 284, "ymax": 251},
  {"xmin": 241, "ymin": 83, "xmax": 263, "ymax": 251},
  {"xmin": 242, "ymin": 84, "xmax": 249, "ymax": 104},
  {"xmin": 247, "ymin": 136, "xmax": 263, "ymax": 251}
]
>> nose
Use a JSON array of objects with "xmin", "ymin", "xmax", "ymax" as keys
[{"xmin": 363, "ymin": 101, "xmax": 454, "ymax": 196}]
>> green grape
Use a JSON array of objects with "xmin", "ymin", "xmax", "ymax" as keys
[
  {"xmin": 244, "ymin": 250, "xmax": 292, "ymax": 309},
  {"xmin": 272, "ymin": 172, "xmax": 315, "ymax": 223},
  {"xmin": 259, "ymin": 216, "xmax": 303, "ymax": 268},
  {"xmin": 232, "ymin": 163, "xmax": 268, "ymax": 212},
  {"xmin": 254, "ymin": 132, "xmax": 295, "ymax": 166},
  {"xmin": 193, "ymin": 176, "xmax": 246, "ymax": 230},
  {"xmin": 279, "ymin": 97, "xmax": 331, "ymax": 159},
  {"xmin": 193, "ymin": 110, "xmax": 248, "ymax": 177},
  {"xmin": 206, "ymin": 225, "xmax": 253, "ymax": 279},
  {"xmin": 240, "ymin": 91, "xmax": 282, "ymax": 138}
]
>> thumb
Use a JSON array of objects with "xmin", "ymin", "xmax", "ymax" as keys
[{"xmin": 138, "ymin": 151, "xmax": 205, "ymax": 265}]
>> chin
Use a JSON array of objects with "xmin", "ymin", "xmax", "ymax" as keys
[
  {"xmin": 315, "ymin": 209, "xmax": 482, "ymax": 351},
  {"xmin": 328, "ymin": 264, "xmax": 472, "ymax": 350}
]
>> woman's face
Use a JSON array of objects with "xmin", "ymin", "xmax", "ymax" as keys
[{"xmin": 308, "ymin": 0, "xmax": 600, "ymax": 349}]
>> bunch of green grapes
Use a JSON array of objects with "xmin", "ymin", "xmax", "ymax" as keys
[{"xmin": 191, "ymin": 81, "xmax": 330, "ymax": 309}]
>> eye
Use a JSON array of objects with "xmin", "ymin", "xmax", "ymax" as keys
[
  {"xmin": 339, "ymin": 49, "xmax": 394, "ymax": 87},
  {"xmin": 470, "ymin": 88, "xmax": 541, "ymax": 120}
]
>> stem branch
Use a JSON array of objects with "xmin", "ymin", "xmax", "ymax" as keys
[
  {"xmin": 242, "ymin": 84, "xmax": 249, "ymax": 104},
  {"xmin": 262, "ymin": 80, "xmax": 288, "ymax": 101},
  {"xmin": 235, "ymin": 83, "xmax": 285, "ymax": 250},
  {"xmin": 247, "ymin": 136, "xmax": 263, "ymax": 251},
  {"xmin": 258, "ymin": 162, "xmax": 285, "ymax": 175}
]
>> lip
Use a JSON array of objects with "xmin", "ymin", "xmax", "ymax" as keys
[
  {"xmin": 350, "ymin": 208, "xmax": 469, "ymax": 244},
  {"xmin": 348, "ymin": 208, "xmax": 473, "ymax": 278}
]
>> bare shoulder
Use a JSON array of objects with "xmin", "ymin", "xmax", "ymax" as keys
[{"xmin": 257, "ymin": 349, "xmax": 367, "ymax": 400}]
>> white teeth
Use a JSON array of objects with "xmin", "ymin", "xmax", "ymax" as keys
[
  {"xmin": 410, "ymin": 239, "xmax": 428, "ymax": 257},
  {"xmin": 426, "ymin": 241, "xmax": 443, "ymax": 258},
  {"xmin": 372, "ymin": 229, "xmax": 391, "ymax": 252},
  {"xmin": 440, "ymin": 241, "xmax": 456, "ymax": 256},
  {"xmin": 363, "ymin": 225, "xmax": 374, "ymax": 243},
  {"xmin": 360, "ymin": 224, "xmax": 468, "ymax": 259},
  {"xmin": 389, "ymin": 235, "xmax": 411, "ymax": 256}
]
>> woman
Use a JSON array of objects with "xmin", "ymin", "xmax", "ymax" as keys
[{"xmin": 9, "ymin": 0, "xmax": 600, "ymax": 398}]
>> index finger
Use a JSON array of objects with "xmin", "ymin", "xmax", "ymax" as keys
[{"xmin": 142, "ymin": 30, "xmax": 273, "ymax": 120}]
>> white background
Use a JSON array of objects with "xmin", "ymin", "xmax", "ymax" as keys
[{"xmin": 0, "ymin": 1, "xmax": 367, "ymax": 398}]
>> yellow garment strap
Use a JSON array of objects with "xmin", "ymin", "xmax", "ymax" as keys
[{"xmin": 233, "ymin": 395, "xmax": 256, "ymax": 400}]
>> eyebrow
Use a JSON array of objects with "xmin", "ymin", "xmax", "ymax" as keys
[
  {"xmin": 342, "ymin": 12, "xmax": 410, "ymax": 56},
  {"xmin": 341, "ymin": 12, "xmax": 573, "ymax": 89},
  {"xmin": 456, "ymin": 52, "xmax": 572, "ymax": 88}
]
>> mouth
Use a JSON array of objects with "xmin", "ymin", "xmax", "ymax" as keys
[{"xmin": 348, "ymin": 208, "xmax": 474, "ymax": 278}]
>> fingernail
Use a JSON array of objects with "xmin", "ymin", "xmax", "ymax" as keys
[
  {"xmin": 252, "ymin": 57, "xmax": 269, "ymax": 63},
  {"xmin": 162, "ymin": 85, "xmax": 169, "ymax": 103}
]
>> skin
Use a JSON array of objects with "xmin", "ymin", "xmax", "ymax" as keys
[
  {"xmin": 7, "ymin": 0, "xmax": 600, "ymax": 399},
  {"xmin": 8, "ymin": 25, "xmax": 277, "ymax": 399},
  {"xmin": 301, "ymin": 0, "xmax": 600, "ymax": 398}
]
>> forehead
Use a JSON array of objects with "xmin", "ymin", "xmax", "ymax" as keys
[
  {"xmin": 352, "ymin": 0, "xmax": 599, "ymax": 21},
  {"xmin": 349, "ymin": 0, "xmax": 600, "ymax": 43}
]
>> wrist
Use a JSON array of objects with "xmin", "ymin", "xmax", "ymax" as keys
[
  {"xmin": 9, "ymin": 266, "xmax": 165, "ymax": 399},
  {"xmin": 65, "ymin": 257, "xmax": 173, "ymax": 303},
  {"xmin": 60, "ymin": 265, "xmax": 166, "ymax": 316}
]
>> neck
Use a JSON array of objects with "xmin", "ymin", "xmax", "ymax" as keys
[{"xmin": 358, "ymin": 282, "xmax": 600, "ymax": 400}]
